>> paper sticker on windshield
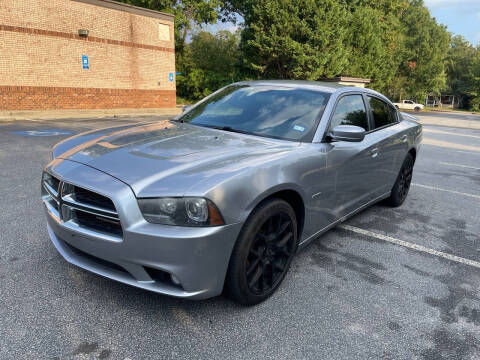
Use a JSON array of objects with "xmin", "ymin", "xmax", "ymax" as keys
[{"xmin": 293, "ymin": 125, "xmax": 305, "ymax": 132}]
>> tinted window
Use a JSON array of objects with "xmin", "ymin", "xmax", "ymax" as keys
[
  {"xmin": 329, "ymin": 95, "xmax": 368, "ymax": 131},
  {"xmin": 179, "ymin": 85, "xmax": 330, "ymax": 142},
  {"xmin": 368, "ymin": 96, "xmax": 397, "ymax": 129}
]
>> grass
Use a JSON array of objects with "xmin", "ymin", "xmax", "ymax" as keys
[{"xmin": 425, "ymin": 107, "xmax": 480, "ymax": 114}]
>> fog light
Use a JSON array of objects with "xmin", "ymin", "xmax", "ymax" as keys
[{"xmin": 170, "ymin": 274, "xmax": 181, "ymax": 285}]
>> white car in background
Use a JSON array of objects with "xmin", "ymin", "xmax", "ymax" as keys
[{"xmin": 393, "ymin": 100, "xmax": 424, "ymax": 112}]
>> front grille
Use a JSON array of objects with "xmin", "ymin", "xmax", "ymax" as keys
[
  {"xmin": 42, "ymin": 172, "xmax": 123, "ymax": 238},
  {"xmin": 73, "ymin": 210, "xmax": 123, "ymax": 237},
  {"xmin": 70, "ymin": 185, "xmax": 116, "ymax": 211}
]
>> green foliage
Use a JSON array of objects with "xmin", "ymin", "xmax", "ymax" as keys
[
  {"xmin": 239, "ymin": 0, "xmax": 349, "ymax": 79},
  {"xmin": 120, "ymin": 0, "xmax": 479, "ymax": 109},
  {"xmin": 176, "ymin": 31, "xmax": 243, "ymax": 100},
  {"xmin": 445, "ymin": 36, "xmax": 480, "ymax": 110},
  {"xmin": 392, "ymin": 0, "xmax": 450, "ymax": 101},
  {"xmin": 236, "ymin": 0, "xmax": 451, "ymax": 101},
  {"xmin": 342, "ymin": 4, "xmax": 403, "ymax": 93}
]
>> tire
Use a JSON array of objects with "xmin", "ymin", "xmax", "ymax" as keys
[
  {"xmin": 225, "ymin": 199, "xmax": 298, "ymax": 306},
  {"xmin": 414, "ymin": 106, "xmax": 421, "ymax": 112},
  {"xmin": 388, "ymin": 153, "xmax": 414, "ymax": 207},
  {"xmin": 395, "ymin": 105, "xmax": 399, "ymax": 110}
]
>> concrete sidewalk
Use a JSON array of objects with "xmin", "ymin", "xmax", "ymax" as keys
[
  {"xmin": 0, "ymin": 107, "xmax": 182, "ymax": 121},
  {"xmin": 415, "ymin": 114, "xmax": 480, "ymax": 130}
]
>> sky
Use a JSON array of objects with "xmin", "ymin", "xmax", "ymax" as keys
[
  {"xmin": 424, "ymin": 0, "xmax": 480, "ymax": 45},
  {"xmin": 205, "ymin": 0, "xmax": 480, "ymax": 46}
]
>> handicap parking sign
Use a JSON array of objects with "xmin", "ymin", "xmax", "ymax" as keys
[
  {"xmin": 169, "ymin": 72, "xmax": 174, "ymax": 82},
  {"xmin": 82, "ymin": 55, "xmax": 89, "ymax": 70}
]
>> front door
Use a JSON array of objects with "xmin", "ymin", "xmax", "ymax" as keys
[{"xmin": 323, "ymin": 93, "xmax": 382, "ymax": 219}]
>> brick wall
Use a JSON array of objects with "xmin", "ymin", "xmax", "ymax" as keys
[{"xmin": 0, "ymin": 0, "xmax": 176, "ymax": 110}]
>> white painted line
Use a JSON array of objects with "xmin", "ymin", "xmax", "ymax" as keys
[
  {"xmin": 411, "ymin": 183, "xmax": 480, "ymax": 199},
  {"xmin": 454, "ymin": 150, "xmax": 480, "ymax": 156},
  {"xmin": 439, "ymin": 161, "xmax": 480, "ymax": 170},
  {"xmin": 339, "ymin": 224, "xmax": 480, "ymax": 269},
  {"xmin": 422, "ymin": 137, "xmax": 480, "ymax": 152}
]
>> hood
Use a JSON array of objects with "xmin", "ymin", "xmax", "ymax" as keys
[{"xmin": 57, "ymin": 120, "xmax": 299, "ymax": 197}]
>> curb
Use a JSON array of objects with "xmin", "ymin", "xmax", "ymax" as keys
[
  {"xmin": 0, "ymin": 107, "xmax": 182, "ymax": 121},
  {"xmin": 417, "ymin": 117, "xmax": 480, "ymax": 130}
]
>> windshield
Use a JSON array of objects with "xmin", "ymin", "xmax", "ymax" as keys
[{"xmin": 179, "ymin": 85, "xmax": 330, "ymax": 142}]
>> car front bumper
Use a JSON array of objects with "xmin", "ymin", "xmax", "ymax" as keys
[{"xmin": 44, "ymin": 159, "xmax": 243, "ymax": 300}]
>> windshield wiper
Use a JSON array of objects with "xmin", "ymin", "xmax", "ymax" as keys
[{"xmin": 199, "ymin": 124, "xmax": 251, "ymax": 135}]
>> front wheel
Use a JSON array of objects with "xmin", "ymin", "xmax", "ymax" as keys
[
  {"xmin": 388, "ymin": 153, "xmax": 414, "ymax": 207},
  {"xmin": 225, "ymin": 199, "xmax": 297, "ymax": 305},
  {"xmin": 414, "ymin": 106, "xmax": 421, "ymax": 112}
]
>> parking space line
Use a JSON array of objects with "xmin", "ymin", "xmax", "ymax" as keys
[
  {"xmin": 339, "ymin": 224, "xmax": 480, "ymax": 269},
  {"xmin": 422, "ymin": 137, "xmax": 480, "ymax": 152},
  {"xmin": 411, "ymin": 183, "xmax": 480, "ymax": 199},
  {"xmin": 453, "ymin": 150, "xmax": 480, "ymax": 155},
  {"xmin": 439, "ymin": 161, "xmax": 480, "ymax": 170}
]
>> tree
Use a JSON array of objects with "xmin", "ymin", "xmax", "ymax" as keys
[
  {"xmin": 176, "ymin": 30, "xmax": 242, "ymax": 100},
  {"xmin": 239, "ymin": 0, "xmax": 349, "ymax": 79},
  {"xmin": 125, "ymin": 0, "xmax": 474, "ymax": 109},
  {"xmin": 390, "ymin": 0, "xmax": 450, "ymax": 101},
  {"xmin": 445, "ymin": 36, "xmax": 480, "ymax": 110},
  {"xmin": 342, "ymin": 6, "xmax": 399, "ymax": 92}
]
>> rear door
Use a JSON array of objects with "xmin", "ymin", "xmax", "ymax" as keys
[{"xmin": 365, "ymin": 95, "xmax": 407, "ymax": 194}]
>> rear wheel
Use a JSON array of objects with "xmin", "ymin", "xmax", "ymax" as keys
[
  {"xmin": 388, "ymin": 153, "xmax": 414, "ymax": 207},
  {"xmin": 225, "ymin": 199, "xmax": 297, "ymax": 305}
]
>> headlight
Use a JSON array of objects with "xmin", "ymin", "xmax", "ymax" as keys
[{"xmin": 137, "ymin": 197, "xmax": 225, "ymax": 226}]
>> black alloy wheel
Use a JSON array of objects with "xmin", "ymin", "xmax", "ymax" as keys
[
  {"xmin": 388, "ymin": 153, "xmax": 414, "ymax": 207},
  {"xmin": 226, "ymin": 199, "xmax": 297, "ymax": 305},
  {"xmin": 246, "ymin": 212, "xmax": 294, "ymax": 295}
]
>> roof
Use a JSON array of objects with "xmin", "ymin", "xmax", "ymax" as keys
[
  {"xmin": 233, "ymin": 80, "xmax": 392, "ymax": 104},
  {"xmin": 72, "ymin": 0, "xmax": 174, "ymax": 21},
  {"xmin": 240, "ymin": 80, "xmax": 348, "ymax": 93}
]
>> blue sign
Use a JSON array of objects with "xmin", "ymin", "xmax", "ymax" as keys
[
  {"xmin": 11, "ymin": 129, "xmax": 75, "ymax": 137},
  {"xmin": 82, "ymin": 55, "xmax": 89, "ymax": 70},
  {"xmin": 169, "ymin": 72, "xmax": 174, "ymax": 82}
]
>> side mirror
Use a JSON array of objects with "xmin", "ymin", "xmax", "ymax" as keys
[
  {"xmin": 330, "ymin": 125, "xmax": 366, "ymax": 142},
  {"xmin": 182, "ymin": 105, "xmax": 192, "ymax": 113}
]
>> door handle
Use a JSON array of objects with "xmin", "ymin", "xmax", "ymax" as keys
[
  {"xmin": 370, "ymin": 148, "xmax": 378, "ymax": 158},
  {"xmin": 401, "ymin": 135, "xmax": 408, "ymax": 143}
]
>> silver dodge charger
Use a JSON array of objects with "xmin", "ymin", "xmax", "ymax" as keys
[{"xmin": 42, "ymin": 81, "xmax": 422, "ymax": 305}]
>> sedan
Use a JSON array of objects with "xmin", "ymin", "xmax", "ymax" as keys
[{"xmin": 42, "ymin": 81, "xmax": 422, "ymax": 305}]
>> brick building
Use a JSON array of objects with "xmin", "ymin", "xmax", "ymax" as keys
[{"xmin": 0, "ymin": 0, "xmax": 176, "ymax": 111}]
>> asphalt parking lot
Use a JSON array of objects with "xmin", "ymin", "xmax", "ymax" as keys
[{"xmin": 1, "ymin": 112, "xmax": 479, "ymax": 360}]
